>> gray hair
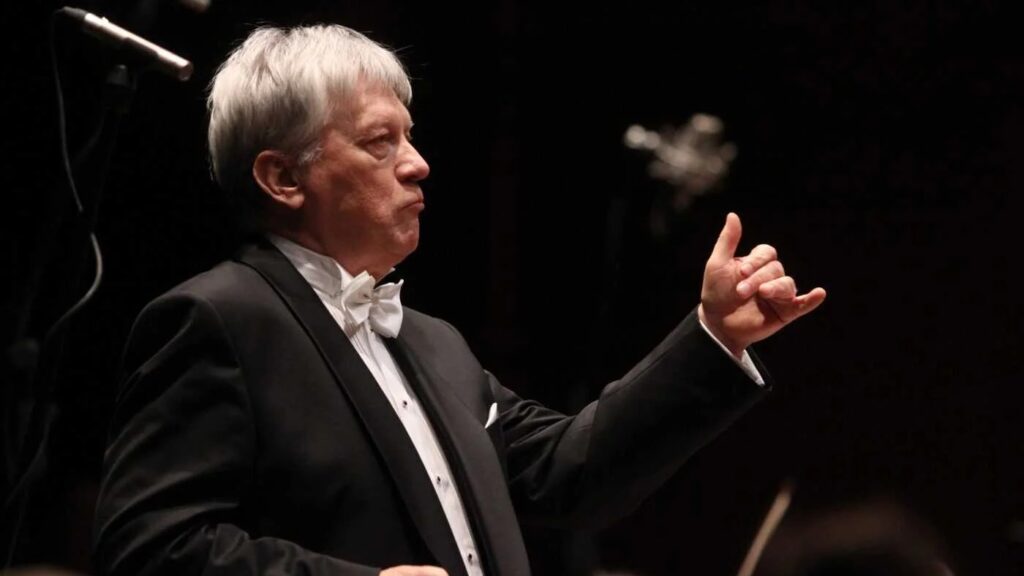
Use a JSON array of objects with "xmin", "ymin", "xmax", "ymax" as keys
[{"xmin": 207, "ymin": 24, "xmax": 412, "ymax": 214}]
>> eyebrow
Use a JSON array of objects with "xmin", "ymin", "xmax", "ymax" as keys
[{"xmin": 356, "ymin": 118, "xmax": 414, "ymax": 139}]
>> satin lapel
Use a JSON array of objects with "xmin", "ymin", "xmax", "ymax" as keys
[
  {"xmin": 389, "ymin": 319, "xmax": 532, "ymax": 576},
  {"xmin": 235, "ymin": 242, "xmax": 467, "ymax": 575}
]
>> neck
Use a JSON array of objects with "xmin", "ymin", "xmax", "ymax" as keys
[{"xmin": 268, "ymin": 227, "xmax": 392, "ymax": 280}]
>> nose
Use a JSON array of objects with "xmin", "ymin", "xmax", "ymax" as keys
[{"xmin": 397, "ymin": 140, "xmax": 430, "ymax": 183}]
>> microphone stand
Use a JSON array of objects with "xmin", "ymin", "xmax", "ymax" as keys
[{"xmin": 2, "ymin": 58, "xmax": 137, "ymax": 568}]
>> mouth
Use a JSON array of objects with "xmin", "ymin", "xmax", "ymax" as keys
[{"xmin": 406, "ymin": 196, "xmax": 425, "ymax": 211}]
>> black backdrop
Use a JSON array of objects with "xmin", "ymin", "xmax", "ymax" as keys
[{"xmin": 2, "ymin": 1, "xmax": 1022, "ymax": 574}]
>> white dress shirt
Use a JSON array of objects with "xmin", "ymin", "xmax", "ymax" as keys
[
  {"xmin": 269, "ymin": 236, "xmax": 484, "ymax": 576},
  {"xmin": 698, "ymin": 323, "xmax": 765, "ymax": 385}
]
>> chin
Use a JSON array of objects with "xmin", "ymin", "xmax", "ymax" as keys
[
  {"xmin": 401, "ymin": 226, "xmax": 420, "ymax": 250},
  {"xmin": 389, "ymin": 236, "xmax": 419, "ymax": 265},
  {"xmin": 400, "ymin": 240, "xmax": 420, "ymax": 261}
]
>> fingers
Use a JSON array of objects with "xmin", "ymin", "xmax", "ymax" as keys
[
  {"xmin": 770, "ymin": 287, "xmax": 827, "ymax": 322},
  {"xmin": 737, "ymin": 261, "xmax": 784, "ymax": 298},
  {"xmin": 757, "ymin": 275, "xmax": 797, "ymax": 300},
  {"xmin": 738, "ymin": 244, "xmax": 778, "ymax": 277},
  {"xmin": 709, "ymin": 212, "xmax": 742, "ymax": 265}
]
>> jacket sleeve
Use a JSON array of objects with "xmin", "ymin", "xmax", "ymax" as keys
[
  {"xmin": 488, "ymin": 308, "xmax": 770, "ymax": 529},
  {"xmin": 94, "ymin": 293, "xmax": 381, "ymax": 576}
]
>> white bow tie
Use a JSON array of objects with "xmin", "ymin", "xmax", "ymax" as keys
[{"xmin": 336, "ymin": 271, "xmax": 404, "ymax": 337}]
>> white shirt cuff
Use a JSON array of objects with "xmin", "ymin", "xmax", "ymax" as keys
[{"xmin": 698, "ymin": 318, "xmax": 766, "ymax": 386}]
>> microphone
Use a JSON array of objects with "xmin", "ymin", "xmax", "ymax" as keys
[{"xmin": 58, "ymin": 6, "xmax": 193, "ymax": 82}]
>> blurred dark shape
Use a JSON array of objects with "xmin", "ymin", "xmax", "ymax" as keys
[
  {"xmin": 0, "ymin": 567, "xmax": 88, "ymax": 576},
  {"xmin": 756, "ymin": 501, "xmax": 954, "ymax": 576},
  {"xmin": 1008, "ymin": 520, "xmax": 1024, "ymax": 544},
  {"xmin": 177, "ymin": 0, "xmax": 211, "ymax": 13}
]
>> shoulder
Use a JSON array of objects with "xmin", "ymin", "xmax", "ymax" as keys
[
  {"xmin": 142, "ymin": 258, "xmax": 286, "ymax": 323},
  {"xmin": 128, "ymin": 260, "xmax": 252, "ymax": 333},
  {"xmin": 402, "ymin": 307, "xmax": 467, "ymax": 343},
  {"xmin": 400, "ymin": 307, "xmax": 483, "ymax": 368},
  {"xmin": 158, "ymin": 260, "xmax": 266, "ymax": 308},
  {"xmin": 126, "ymin": 260, "xmax": 283, "ymax": 355}
]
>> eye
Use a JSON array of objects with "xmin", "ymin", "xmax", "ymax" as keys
[{"xmin": 364, "ymin": 133, "xmax": 397, "ymax": 158}]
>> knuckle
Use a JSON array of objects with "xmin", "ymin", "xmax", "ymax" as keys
[
  {"xmin": 755, "ymin": 244, "xmax": 778, "ymax": 260},
  {"xmin": 754, "ymin": 261, "xmax": 783, "ymax": 282}
]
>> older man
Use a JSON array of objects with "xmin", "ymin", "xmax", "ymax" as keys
[{"xmin": 93, "ymin": 24, "xmax": 825, "ymax": 576}]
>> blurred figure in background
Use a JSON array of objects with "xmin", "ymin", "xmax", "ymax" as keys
[{"xmin": 756, "ymin": 501, "xmax": 954, "ymax": 576}]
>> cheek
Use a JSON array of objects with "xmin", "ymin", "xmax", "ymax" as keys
[
  {"xmin": 340, "ymin": 187, "xmax": 396, "ymax": 227},
  {"xmin": 314, "ymin": 162, "xmax": 402, "ymax": 224},
  {"xmin": 353, "ymin": 178, "xmax": 403, "ymax": 219}
]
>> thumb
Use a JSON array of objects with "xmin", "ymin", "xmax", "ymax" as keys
[{"xmin": 710, "ymin": 212, "xmax": 742, "ymax": 264}]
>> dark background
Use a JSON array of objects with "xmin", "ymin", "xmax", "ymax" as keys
[{"xmin": 2, "ymin": 1, "xmax": 1021, "ymax": 574}]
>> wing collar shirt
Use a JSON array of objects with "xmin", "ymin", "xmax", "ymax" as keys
[{"xmin": 269, "ymin": 235, "xmax": 485, "ymax": 576}]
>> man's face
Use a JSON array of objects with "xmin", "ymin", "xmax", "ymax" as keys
[{"xmin": 298, "ymin": 79, "xmax": 429, "ymax": 276}]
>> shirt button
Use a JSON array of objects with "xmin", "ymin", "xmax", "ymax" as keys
[
  {"xmin": 468, "ymin": 553, "xmax": 474, "ymax": 563},
  {"xmin": 401, "ymin": 400, "xmax": 409, "ymax": 408}
]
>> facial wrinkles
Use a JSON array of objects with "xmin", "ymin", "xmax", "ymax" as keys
[
  {"xmin": 294, "ymin": 80, "xmax": 422, "ymax": 276},
  {"xmin": 354, "ymin": 88, "xmax": 412, "ymax": 147}
]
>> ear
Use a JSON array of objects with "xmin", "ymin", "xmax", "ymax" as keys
[{"xmin": 252, "ymin": 150, "xmax": 304, "ymax": 210}]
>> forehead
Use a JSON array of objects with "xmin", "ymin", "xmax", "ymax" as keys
[{"xmin": 332, "ymin": 80, "xmax": 411, "ymax": 134}]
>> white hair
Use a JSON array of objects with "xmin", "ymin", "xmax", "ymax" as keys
[{"xmin": 207, "ymin": 24, "xmax": 412, "ymax": 210}]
